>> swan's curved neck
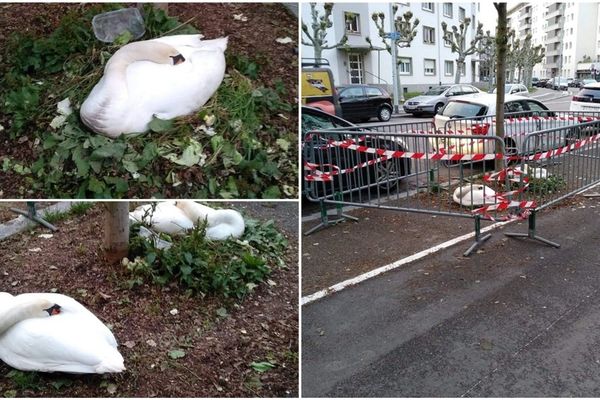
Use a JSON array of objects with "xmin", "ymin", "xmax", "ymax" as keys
[{"xmin": 0, "ymin": 299, "xmax": 48, "ymax": 335}]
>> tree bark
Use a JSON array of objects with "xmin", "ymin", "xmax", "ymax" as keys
[
  {"xmin": 104, "ymin": 202, "xmax": 130, "ymax": 263},
  {"xmin": 494, "ymin": 3, "xmax": 507, "ymax": 171}
]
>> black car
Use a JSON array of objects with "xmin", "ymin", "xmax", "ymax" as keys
[
  {"xmin": 337, "ymin": 85, "xmax": 393, "ymax": 122},
  {"xmin": 302, "ymin": 106, "xmax": 410, "ymax": 198}
]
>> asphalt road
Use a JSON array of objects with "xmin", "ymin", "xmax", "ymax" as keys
[{"xmin": 302, "ymin": 194, "xmax": 600, "ymax": 397}]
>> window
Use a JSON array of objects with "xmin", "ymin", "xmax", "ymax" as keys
[
  {"xmin": 398, "ymin": 57, "xmax": 412, "ymax": 75},
  {"xmin": 365, "ymin": 87, "xmax": 383, "ymax": 97},
  {"xmin": 344, "ymin": 12, "xmax": 360, "ymax": 34},
  {"xmin": 424, "ymin": 59, "xmax": 436, "ymax": 75},
  {"xmin": 459, "ymin": 7, "xmax": 466, "ymax": 22},
  {"xmin": 443, "ymin": 3, "xmax": 453, "ymax": 17},
  {"xmin": 340, "ymin": 86, "xmax": 363, "ymax": 98},
  {"xmin": 347, "ymin": 53, "xmax": 364, "ymax": 84},
  {"xmin": 444, "ymin": 60, "xmax": 454, "ymax": 76},
  {"xmin": 423, "ymin": 26, "xmax": 435, "ymax": 44},
  {"xmin": 472, "ymin": 15, "xmax": 476, "ymax": 29},
  {"xmin": 422, "ymin": 3, "xmax": 434, "ymax": 12}
]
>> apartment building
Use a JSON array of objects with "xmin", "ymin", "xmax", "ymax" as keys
[
  {"xmin": 507, "ymin": 2, "xmax": 600, "ymax": 80},
  {"xmin": 301, "ymin": 2, "xmax": 481, "ymax": 94}
]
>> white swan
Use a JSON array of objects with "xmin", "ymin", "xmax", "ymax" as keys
[
  {"xmin": 80, "ymin": 34, "xmax": 227, "ymax": 138},
  {"xmin": 0, "ymin": 292, "xmax": 124, "ymax": 374},
  {"xmin": 129, "ymin": 201, "xmax": 245, "ymax": 240},
  {"xmin": 175, "ymin": 200, "xmax": 245, "ymax": 240},
  {"xmin": 452, "ymin": 184, "xmax": 497, "ymax": 207},
  {"xmin": 129, "ymin": 201, "xmax": 193, "ymax": 235}
]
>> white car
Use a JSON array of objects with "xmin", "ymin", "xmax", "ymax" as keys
[
  {"xmin": 492, "ymin": 84, "xmax": 529, "ymax": 96},
  {"xmin": 570, "ymin": 81, "xmax": 600, "ymax": 112},
  {"xmin": 433, "ymin": 93, "xmax": 573, "ymax": 156}
]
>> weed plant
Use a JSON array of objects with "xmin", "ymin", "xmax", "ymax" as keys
[{"xmin": 0, "ymin": 4, "xmax": 297, "ymax": 199}]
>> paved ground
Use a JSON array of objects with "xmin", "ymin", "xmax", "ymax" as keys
[{"xmin": 302, "ymin": 194, "xmax": 600, "ymax": 397}]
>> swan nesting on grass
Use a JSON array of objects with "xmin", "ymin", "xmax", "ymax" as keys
[
  {"xmin": 129, "ymin": 201, "xmax": 245, "ymax": 240},
  {"xmin": 80, "ymin": 34, "xmax": 227, "ymax": 138},
  {"xmin": 0, "ymin": 292, "xmax": 124, "ymax": 374},
  {"xmin": 452, "ymin": 184, "xmax": 498, "ymax": 207}
]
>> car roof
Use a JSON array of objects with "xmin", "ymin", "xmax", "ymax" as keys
[
  {"xmin": 447, "ymin": 93, "xmax": 528, "ymax": 106},
  {"xmin": 583, "ymin": 81, "xmax": 600, "ymax": 88}
]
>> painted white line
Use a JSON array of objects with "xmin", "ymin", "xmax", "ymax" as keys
[{"xmin": 301, "ymin": 218, "xmax": 515, "ymax": 306}]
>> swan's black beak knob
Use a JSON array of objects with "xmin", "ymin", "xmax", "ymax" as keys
[
  {"xmin": 171, "ymin": 54, "xmax": 186, "ymax": 65},
  {"xmin": 44, "ymin": 304, "xmax": 61, "ymax": 316}
]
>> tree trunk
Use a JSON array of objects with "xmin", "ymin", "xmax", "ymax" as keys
[
  {"xmin": 104, "ymin": 202, "xmax": 130, "ymax": 263},
  {"xmin": 494, "ymin": 3, "xmax": 507, "ymax": 172},
  {"xmin": 454, "ymin": 60, "xmax": 463, "ymax": 84}
]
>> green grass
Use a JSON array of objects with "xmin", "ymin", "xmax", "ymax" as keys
[{"xmin": 0, "ymin": 4, "xmax": 296, "ymax": 199}]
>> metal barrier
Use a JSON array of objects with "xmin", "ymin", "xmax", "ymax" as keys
[
  {"xmin": 303, "ymin": 113, "xmax": 600, "ymax": 255},
  {"xmin": 503, "ymin": 119, "xmax": 600, "ymax": 246},
  {"xmin": 304, "ymin": 125, "xmax": 514, "ymax": 255}
]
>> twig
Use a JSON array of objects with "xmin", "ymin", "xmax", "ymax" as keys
[{"xmin": 161, "ymin": 16, "xmax": 198, "ymax": 36}]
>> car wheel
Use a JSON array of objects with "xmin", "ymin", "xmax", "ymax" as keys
[
  {"xmin": 377, "ymin": 106, "xmax": 392, "ymax": 122},
  {"xmin": 374, "ymin": 156, "xmax": 408, "ymax": 190},
  {"xmin": 434, "ymin": 103, "xmax": 444, "ymax": 115}
]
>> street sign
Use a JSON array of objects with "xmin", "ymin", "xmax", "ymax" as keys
[{"xmin": 383, "ymin": 31, "xmax": 402, "ymax": 41}]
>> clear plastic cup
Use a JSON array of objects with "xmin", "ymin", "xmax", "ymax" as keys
[{"xmin": 92, "ymin": 8, "xmax": 146, "ymax": 43}]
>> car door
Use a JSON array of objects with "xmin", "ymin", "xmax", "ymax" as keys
[
  {"xmin": 364, "ymin": 86, "xmax": 384, "ymax": 116},
  {"xmin": 338, "ymin": 86, "xmax": 367, "ymax": 120}
]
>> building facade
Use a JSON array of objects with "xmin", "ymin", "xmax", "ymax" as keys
[
  {"xmin": 507, "ymin": 2, "xmax": 600, "ymax": 80},
  {"xmin": 301, "ymin": 2, "xmax": 481, "ymax": 95}
]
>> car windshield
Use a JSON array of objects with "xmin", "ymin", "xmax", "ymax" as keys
[
  {"xmin": 576, "ymin": 87, "xmax": 600, "ymax": 101},
  {"xmin": 441, "ymin": 101, "xmax": 488, "ymax": 118},
  {"xmin": 424, "ymin": 86, "xmax": 449, "ymax": 96},
  {"xmin": 302, "ymin": 112, "xmax": 349, "ymax": 137}
]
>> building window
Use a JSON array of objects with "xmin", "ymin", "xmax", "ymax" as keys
[
  {"xmin": 424, "ymin": 59, "xmax": 436, "ymax": 75},
  {"xmin": 444, "ymin": 35, "xmax": 452, "ymax": 47},
  {"xmin": 443, "ymin": 3, "xmax": 453, "ymax": 17},
  {"xmin": 344, "ymin": 12, "xmax": 360, "ymax": 34},
  {"xmin": 423, "ymin": 26, "xmax": 435, "ymax": 44},
  {"xmin": 459, "ymin": 7, "xmax": 466, "ymax": 22},
  {"xmin": 398, "ymin": 57, "xmax": 412, "ymax": 75},
  {"xmin": 444, "ymin": 60, "xmax": 454, "ymax": 76},
  {"xmin": 422, "ymin": 3, "xmax": 434, "ymax": 12},
  {"xmin": 347, "ymin": 53, "xmax": 364, "ymax": 84},
  {"xmin": 472, "ymin": 15, "xmax": 476, "ymax": 29}
]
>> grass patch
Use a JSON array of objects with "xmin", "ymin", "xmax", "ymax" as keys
[
  {"xmin": 127, "ymin": 216, "xmax": 288, "ymax": 299},
  {"xmin": 0, "ymin": 4, "xmax": 296, "ymax": 199}
]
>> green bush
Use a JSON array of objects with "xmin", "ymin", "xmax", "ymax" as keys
[{"xmin": 127, "ymin": 217, "xmax": 288, "ymax": 298}]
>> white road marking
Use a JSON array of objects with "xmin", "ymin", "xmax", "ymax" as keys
[{"xmin": 301, "ymin": 218, "xmax": 514, "ymax": 305}]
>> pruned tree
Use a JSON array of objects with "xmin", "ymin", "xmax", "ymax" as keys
[
  {"xmin": 104, "ymin": 202, "xmax": 129, "ymax": 263},
  {"xmin": 505, "ymin": 29, "xmax": 521, "ymax": 83},
  {"xmin": 520, "ymin": 35, "xmax": 545, "ymax": 87},
  {"xmin": 366, "ymin": 6, "xmax": 419, "ymax": 102},
  {"xmin": 477, "ymin": 30, "xmax": 496, "ymax": 91},
  {"xmin": 494, "ymin": 2, "xmax": 508, "ymax": 171},
  {"xmin": 442, "ymin": 17, "xmax": 484, "ymax": 83},
  {"xmin": 301, "ymin": 3, "xmax": 348, "ymax": 60}
]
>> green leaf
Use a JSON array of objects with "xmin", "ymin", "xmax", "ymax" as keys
[
  {"xmin": 148, "ymin": 116, "xmax": 174, "ymax": 133},
  {"xmin": 72, "ymin": 147, "xmax": 90, "ymax": 177},
  {"xmin": 4, "ymin": 390, "xmax": 17, "ymax": 398},
  {"xmin": 262, "ymin": 186, "xmax": 281, "ymax": 199},
  {"xmin": 113, "ymin": 30, "xmax": 133, "ymax": 45},
  {"xmin": 87, "ymin": 176, "xmax": 106, "ymax": 194},
  {"xmin": 216, "ymin": 307, "xmax": 228, "ymax": 318},
  {"xmin": 168, "ymin": 349, "xmax": 186, "ymax": 359},
  {"xmin": 250, "ymin": 361, "xmax": 276, "ymax": 373},
  {"xmin": 90, "ymin": 143, "xmax": 127, "ymax": 161},
  {"xmin": 276, "ymin": 138, "xmax": 290, "ymax": 151}
]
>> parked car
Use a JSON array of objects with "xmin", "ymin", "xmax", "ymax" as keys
[
  {"xmin": 569, "ymin": 78, "xmax": 582, "ymax": 88},
  {"xmin": 432, "ymin": 93, "xmax": 574, "ymax": 156},
  {"xmin": 336, "ymin": 85, "xmax": 393, "ymax": 122},
  {"xmin": 535, "ymin": 78, "xmax": 549, "ymax": 88},
  {"xmin": 570, "ymin": 81, "xmax": 600, "ymax": 112},
  {"xmin": 492, "ymin": 84, "xmax": 529, "ymax": 96},
  {"xmin": 302, "ymin": 106, "xmax": 410, "ymax": 197},
  {"xmin": 579, "ymin": 79, "xmax": 599, "ymax": 88},
  {"xmin": 403, "ymin": 84, "xmax": 481, "ymax": 116},
  {"xmin": 531, "ymin": 77, "xmax": 539, "ymax": 86},
  {"xmin": 551, "ymin": 77, "xmax": 569, "ymax": 90}
]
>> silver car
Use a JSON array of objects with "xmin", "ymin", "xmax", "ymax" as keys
[{"xmin": 403, "ymin": 84, "xmax": 481, "ymax": 116}]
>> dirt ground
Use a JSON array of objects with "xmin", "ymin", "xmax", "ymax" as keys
[{"xmin": 0, "ymin": 202, "xmax": 298, "ymax": 397}]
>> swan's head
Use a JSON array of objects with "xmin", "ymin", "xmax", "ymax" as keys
[
  {"xmin": 107, "ymin": 41, "xmax": 186, "ymax": 69},
  {"xmin": 33, "ymin": 299, "xmax": 61, "ymax": 318},
  {"xmin": 44, "ymin": 303, "xmax": 61, "ymax": 316}
]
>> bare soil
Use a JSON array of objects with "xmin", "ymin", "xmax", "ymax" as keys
[{"xmin": 0, "ymin": 202, "xmax": 298, "ymax": 397}]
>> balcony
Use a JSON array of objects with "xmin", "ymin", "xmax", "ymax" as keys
[
  {"xmin": 545, "ymin": 7, "xmax": 563, "ymax": 21},
  {"xmin": 519, "ymin": 19, "xmax": 532, "ymax": 29},
  {"xmin": 546, "ymin": 33, "xmax": 562, "ymax": 44},
  {"xmin": 544, "ymin": 62, "xmax": 558, "ymax": 69},
  {"xmin": 545, "ymin": 22, "xmax": 562, "ymax": 32},
  {"xmin": 545, "ymin": 48, "xmax": 561, "ymax": 57},
  {"xmin": 519, "ymin": 5, "xmax": 531, "ymax": 18}
]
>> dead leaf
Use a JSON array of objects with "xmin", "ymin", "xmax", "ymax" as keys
[{"xmin": 124, "ymin": 340, "xmax": 136, "ymax": 349}]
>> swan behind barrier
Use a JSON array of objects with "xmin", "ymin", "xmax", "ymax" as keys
[{"xmin": 0, "ymin": 292, "xmax": 125, "ymax": 373}]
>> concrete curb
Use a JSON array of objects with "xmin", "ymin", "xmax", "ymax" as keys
[{"xmin": 0, "ymin": 202, "xmax": 78, "ymax": 241}]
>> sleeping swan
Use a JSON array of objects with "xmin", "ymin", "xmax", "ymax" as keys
[
  {"xmin": 0, "ymin": 292, "xmax": 125, "ymax": 374},
  {"xmin": 129, "ymin": 201, "xmax": 245, "ymax": 240},
  {"xmin": 80, "ymin": 34, "xmax": 227, "ymax": 138}
]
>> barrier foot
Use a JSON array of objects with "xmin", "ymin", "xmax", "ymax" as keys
[
  {"xmin": 463, "ymin": 216, "xmax": 492, "ymax": 257},
  {"xmin": 504, "ymin": 210, "xmax": 560, "ymax": 248},
  {"xmin": 9, "ymin": 203, "xmax": 58, "ymax": 232},
  {"xmin": 304, "ymin": 197, "xmax": 358, "ymax": 236}
]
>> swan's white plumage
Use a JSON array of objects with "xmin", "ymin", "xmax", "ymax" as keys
[
  {"xmin": 80, "ymin": 35, "xmax": 227, "ymax": 138},
  {"xmin": 0, "ymin": 293, "xmax": 124, "ymax": 374},
  {"xmin": 175, "ymin": 200, "xmax": 245, "ymax": 240},
  {"xmin": 129, "ymin": 201, "xmax": 193, "ymax": 235},
  {"xmin": 452, "ymin": 184, "xmax": 497, "ymax": 207}
]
